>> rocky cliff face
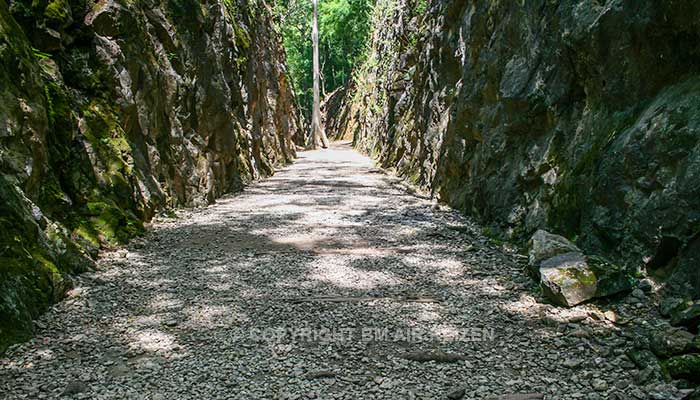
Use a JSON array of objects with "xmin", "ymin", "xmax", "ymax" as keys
[
  {"xmin": 335, "ymin": 0, "xmax": 700, "ymax": 300},
  {"xmin": 0, "ymin": 0, "xmax": 301, "ymax": 351}
]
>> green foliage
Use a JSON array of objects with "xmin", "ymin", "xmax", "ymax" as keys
[
  {"xmin": 414, "ymin": 0, "xmax": 427, "ymax": 15},
  {"xmin": 44, "ymin": 0, "xmax": 70, "ymax": 24},
  {"xmin": 274, "ymin": 0, "xmax": 374, "ymax": 118},
  {"xmin": 31, "ymin": 47, "xmax": 51, "ymax": 60}
]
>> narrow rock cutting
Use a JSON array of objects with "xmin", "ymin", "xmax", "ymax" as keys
[{"xmin": 0, "ymin": 144, "xmax": 691, "ymax": 399}]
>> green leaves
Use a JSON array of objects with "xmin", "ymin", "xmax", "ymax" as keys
[{"xmin": 275, "ymin": 0, "xmax": 374, "ymax": 117}]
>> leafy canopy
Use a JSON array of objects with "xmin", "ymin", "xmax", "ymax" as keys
[{"xmin": 274, "ymin": 0, "xmax": 374, "ymax": 118}]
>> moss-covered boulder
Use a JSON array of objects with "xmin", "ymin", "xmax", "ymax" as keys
[
  {"xmin": 667, "ymin": 354, "xmax": 700, "ymax": 382},
  {"xmin": 539, "ymin": 252, "xmax": 597, "ymax": 307},
  {"xmin": 528, "ymin": 229, "xmax": 581, "ymax": 277},
  {"xmin": 671, "ymin": 301, "xmax": 700, "ymax": 332},
  {"xmin": 649, "ymin": 328, "xmax": 696, "ymax": 358},
  {"xmin": 529, "ymin": 230, "xmax": 633, "ymax": 306}
]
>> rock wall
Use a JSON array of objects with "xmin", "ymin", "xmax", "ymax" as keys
[
  {"xmin": 0, "ymin": 0, "xmax": 301, "ymax": 351},
  {"xmin": 321, "ymin": 83, "xmax": 352, "ymax": 141},
  {"xmin": 335, "ymin": 0, "xmax": 700, "ymax": 299}
]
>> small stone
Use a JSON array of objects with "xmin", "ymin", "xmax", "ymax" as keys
[
  {"xmin": 627, "ymin": 348, "xmax": 657, "ymax": 370},
  {"xmin": 660, "ymin": 297, "xmax": 687, "ymax": 317},
  {"xmin": 62, "ymin": 381, "xmax": 87, "ymax": 396},
  {"xmin": 379, "ymin": 380, "xmax": 393, "ymax": 389},
  {"xmin": 592, "ymin": 379, "xmax": 608, "ymax": 391},
  {"xmin": 671, "ymin": 301, "xmax": 700, "ymax": 330},
  {"xmin": 615, "ymin": 380, "xmax": 629, "ymax": 390},
  {"xmin": 563, "ymin": 358, "xmax": 582, "ymax": 369},
  {"xmin": 667, "ymin": 354, "xmax": 700, "ymax": 383},
  {"xmin": 634, "ymin": 366, "xmax": 661, "ymax": 384},
  {"xmin": 638, "ymin": 280, "xmax": 653, "ymax": 293},
  {"xmin": 567, "ymin": 315, "xmax": 587, "ymax": 323},
  {"xmin": 447, "ymin": 387, "xmax": 466, "ymax": 399},
  {"xmin": 604, "ymin": 311, "xmax": 617, "ymax": 323}
]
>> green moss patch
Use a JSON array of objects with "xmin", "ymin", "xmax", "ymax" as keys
[
  {"xmin": 667, "ymin": 354, "xmax": 700, "ymax": 382},
  {"xmin": 44, "ymin": 0, "xmax": 71, "ymax": 25}
]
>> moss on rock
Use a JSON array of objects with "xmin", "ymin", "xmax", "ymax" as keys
[
  {"xmin": 44, "ymin": 0, "xmax": 72, "ymax": 27},
  {"xmin": 1, "ymin": 0, "xmax": 299, "ymax": 354},
  {"xmin": 667, "ymin": 354, "xmax": 700, "ymax": 382}
]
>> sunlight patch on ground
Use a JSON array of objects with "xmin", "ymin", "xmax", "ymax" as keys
[
  {"xmin": 432, "ymin": 258, "xmax": 466, "ymax": 280},
  {"xmin": 206, "ymin": 276, "xmax": 234, "ymax": 291},
  {"xmin": 129, "ymin": 329, "xmax": 179, "ymax": 354},
  {"xmin": 307, "ymin": 256, "xmax": 403, "ymax": 289},
  {"xmin": 415, "ymin": 309, "xmax": 442, "ymax": 322},
  {"xmin": 183, "ymin": 304, "xmax": 244, "ymax": 329},
  {"xmin": 134, "ymin": 277, "xmax": 176, "ymax": 290},
  {"xmin": 130, "ymin": 314, "xmax": 165, "ymax": 328}
]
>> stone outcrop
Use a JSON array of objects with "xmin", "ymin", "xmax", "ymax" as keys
[
  {"xmin": 333, "ymin": 0, "xmax": 700, "ymax": 303},
  {"xmin": 667, "ymin": 354, "xmax": 700, "ymax": 383},
  {"xmin": 649, "ymin": 328, "xmax": 695, "ymax": 358},
  {"xmin": 0, "ymin": 0, "xmax": 301, "ymax": 351},
  {"xmin": 321, "ymin": 82, "xmax": 353, "ymax": 141}
]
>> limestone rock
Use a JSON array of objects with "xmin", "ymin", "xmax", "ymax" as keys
[
  {"xmin": 527, "ymin": 230, "xmax": 595, "ymax": 306},
  {"xmin": 539, "ymin": 252, "xmax": 597, "ymax": 307},
  {"xmin": 627, "ymin": 349, "xmax": 660, "ymax": 370},
  {"xmin": 527, "ymin": 231, "xmax": 631, "ymax": 306},
  {"xmin": 529, "ymin": 230, "xmax": 581, "ymax": 271},
  {"xmin": 671, "ymin": 301, "xmax": 700, "ymax": 332},
  {"xmin": 660, "ymin": 297, "xmax": 690, "ymax": 318},
  {"xmin": 649, "ymin": 328, "xmax": 695, "ymax": 358},
  {"xmin": 0, "ymin": 0, "xmax": 301, "ymax": 352},
  {"xmin": 332, "ymin": 0, "xmax": 700, "ymax": 305}
]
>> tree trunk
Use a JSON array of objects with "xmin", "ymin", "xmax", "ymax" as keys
[{"xmin": 311, "ymin": 0, "xmax": 329, "ymax": 149}]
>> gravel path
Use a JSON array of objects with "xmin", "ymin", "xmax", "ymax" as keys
[{"xmin": 0, "ymin": 143, "xmax": 681, "ymax": 399}]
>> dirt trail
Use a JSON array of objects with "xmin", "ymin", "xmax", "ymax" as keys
[{"xmin": 0, "ymin": 143, "xmax": 660, "ymax": 399}]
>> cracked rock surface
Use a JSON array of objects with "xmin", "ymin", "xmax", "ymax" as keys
[{"xmin": 0, "ymin": 144, "xmax": 683, "ymax": 399}]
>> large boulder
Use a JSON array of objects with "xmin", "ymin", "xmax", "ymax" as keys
[
  {"xmin": 528, "ymin": 230, "xmax": 581, "ymax": 274},
  {"xmin": 667, "ymin": 354, "xmax": 700, "ymax": 383},
  {"xmin": 649, "ymin": 328, "xmax": 695, "ymax": 358},
  {"xmin": 530, "ymin": 231, "xmax": 594, "ymax": 306},
  {"xmin": 671, "ymin": 301, "xmax": 700, "ymax": 332},
  {"xmin": 529, "ymin": 230, "xmax": 633, "ymax": 307},
  {"xmin": 539, "ymin": 252, "xmax": 597, "ymax": 307}
]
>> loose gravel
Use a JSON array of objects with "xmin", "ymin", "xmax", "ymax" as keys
[{"xmin": 0, "ymin": 143, "xmax": 683, "ymax": 399}]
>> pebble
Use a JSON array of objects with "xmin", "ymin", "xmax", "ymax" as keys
[{"xmin": 447, "ymin": 387, "xmax": 466, "ymax": 399}]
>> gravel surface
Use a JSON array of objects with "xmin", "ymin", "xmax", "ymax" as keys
[{"xmin": 0, "ymin": 143, "xmax": 683, "ymax": 399}]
